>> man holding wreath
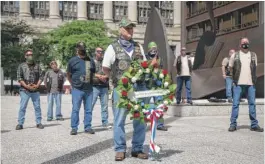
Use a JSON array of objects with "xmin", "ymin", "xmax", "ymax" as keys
[{"xmin": 102, "ymin": 17, "xmax": 148, "ymax": 161}]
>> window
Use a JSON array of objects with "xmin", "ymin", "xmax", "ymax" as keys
[
  {"xmin": 159, "ymin": 1, "xmax": 174, "ymax": 27},
  {"xmin": 59, "ymin": 1, "xmax": 77, "ymax": 21},
  {"xmin": 113, "ymin": 1, "xmax": 128, "ymax": 22},
  {"xmin": 87, "ymin": 1, "xmax": 103, "ymax": 20},
  {"xmin": 137, "ymin": 1, "xmax": 150, "ymax": 24},
  {"xmin": 1, "ymin": 1, "xmax": 19, "ymax": 16},
  {"xmin": 30, "ymin": 1, "xmax": 49, "ymax": 20}
]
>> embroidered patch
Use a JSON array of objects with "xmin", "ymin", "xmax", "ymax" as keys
[{"xmin": 118, "ymin": 60, "xmax": 129, "ymax": 70}]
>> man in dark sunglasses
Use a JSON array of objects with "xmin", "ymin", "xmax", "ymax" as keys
[{"xmin": 91, "ymin": 47, "xmax": 111, "ymax": 129}]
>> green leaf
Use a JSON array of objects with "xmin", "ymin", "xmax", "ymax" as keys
[{"xmin": 169, "ymin": 84, "xmax": 177, "ymax": 92}]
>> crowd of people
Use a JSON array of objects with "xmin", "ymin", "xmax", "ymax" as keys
[{"xmin": 14, "ymin": 17, "xmax": 263, "ymax": 161}]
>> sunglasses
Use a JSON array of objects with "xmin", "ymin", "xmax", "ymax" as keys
[{"xmin": 26, "ymin": 53, "xmax": 33, "ymax": 56}]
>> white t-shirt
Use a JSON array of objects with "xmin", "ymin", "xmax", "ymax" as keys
[
  {"xmin": 173, "ymin": 55, "xmax": 191, "ymax": 76},
  {"xmin": 229, "ymin": 50, "xmax": 257, "ymax": 85},
  {"xmin": 102, "ymin": 41, "xmax": 146, "ymax": 68}
]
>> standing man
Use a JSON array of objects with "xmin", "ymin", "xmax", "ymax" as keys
[
  {"xmin": 67, "ymin": 42, "xmax": 96, "ymax": 135},
  {"xmin": 102, "ymin": 18, "xmax": 148, "ymax": 161},
  {"xmin": 91, "ymin": 47, "xmax": 112, "ymax": 129},
  {"xmin": 16, "ymin": 49, "xmax": 44, "ymax": 130},
  {"xmin": 44, "ymin": 61, "xmax": 65, "ymax": 121},
  {"xmin": 173, "ymin": 47, "xmax": 193, "ymax": 105},
  {"xmin": 228, "ymin": 37, "xmax": 263, "ymax": 132},
  {"xmin": 222, "ymin": 49, "xmax": 235, "ymax": 103},
  {"xmin": 145, "ymin": 41, "xmax": 167, "ymax": 131}
]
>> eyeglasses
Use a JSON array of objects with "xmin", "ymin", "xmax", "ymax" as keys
[
  {"xmin": 96, "ymin": 50, "xmax": 103, "ymax": 54},
  {"xmin": 25, "ymin": 53, "xmax": 33, "ymax": 56}
]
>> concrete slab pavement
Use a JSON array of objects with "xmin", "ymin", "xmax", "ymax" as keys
[{"xmin": 1, "ymin": 95, "xmax": 264, "ymax": 164}]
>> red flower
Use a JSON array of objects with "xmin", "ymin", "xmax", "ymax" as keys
[
  {"xmin": 164, "ymin": 106, "xmax": 168, "ymax": 112},
  {"xmin": 121, "ymin": 90, "xmax": 128, "ymax": 97},
  {"xmin": 169, "ymin": 94, "xmax": 174, "ymax": 100},
  {"xmin": 144, "ymin": 117, "xmax": 150, "ymax": 122},
  {"xmin": 153, "ymin": 63, "xmax": 159, "ymax": 68},
  {"xmin": 122, "ymin": 77, "xmax": 129, "ymax": 85},
  {"xmin": 133, "ymin": 111, "xmax": 140, "ymax": 118},
  {"xmin": 141, "ymin": 61, "xmax": 148, "ymax": 69},
  {"xmin": 127, "ymin": 104, "xmax": 132, "ymax": 110},
  {"xmin": 162, "ymin": 69, "xmax": 168, "ymax": 75}
]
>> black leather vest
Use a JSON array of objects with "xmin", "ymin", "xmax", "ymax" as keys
[
  {"xmin": 46, "ymin": 70, "xmax": 64, "ymax": 93},
  {"xmin": 232, "ymin": 51, "xmax": 257, "ymax": 85},
  {"xmin": 111, "ymin": 40, "xmax": 143, "ymax": 87},
  {"xmin": 176, "ymin": 56, "xmax": 192, "ymax": 75},
  {"xmin": 93, "ymin": 59, "xmax": 109, "ymax": 87}
]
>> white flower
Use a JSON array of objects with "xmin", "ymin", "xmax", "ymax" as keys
[
  {"xmin": 146, "ymin": 68, "xmax": 150, "ymax": 73},
  {"xmin": 159, "ymin": 73, "xmax": 164, "ymax": 79},
  {"xmin": 164, "ymin": 100, "xmax": 169, "ymax": 105},
  {"xmin": 134, "ymin": 105, "xmax": 139, "ymax": 110},
  {"xmin": 131, "ymin": 77, "xmax": 137, "ymax": 83},
  {"xmin": 154, "ymin": 68, "xmax": 159, "ymax": 73},
  {"xmin": 164, "ymin": 82, "xmax": 169, "ymax": 87},
  {"xmin": 142, "ymin": 109, "xmax": 148, "ymax": 113},
  {"xmin": 138, "ymin": 69, "xmax": 143, "ymax": 74}
]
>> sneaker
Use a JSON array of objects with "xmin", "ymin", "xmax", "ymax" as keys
[
  {"xmin": 70, "ymin": 129, "xmax": 78, "ymax": 135},
  {"xmin": 228, "ymin": 99, "xmax": 233, "ymax": 103},
  {"xmin": 85, "ymin": 128, "xmax": 95, "ymax": 134},
  {"xmin": 228, "ymin": 126, "xmax": 237, "ymax": 132},
  {"xmin": 47, "ymin": 118, "xmax": 53, "ymax": 121},
  {"xmin": 157, "ymin": 126, "xmax": 168, "ymax": 131},
  {"xmin": 102, "ymin": 124, "xmax": 112, "ymax": 129},
  {"xmin": 56, "ymin": 118, "xmax": 64, "ymax": 121},
  {"xmin": 176, "ymin": 101, "xmax": 180, "ymax": 105},
  {"xmin": 16, "ymin": 124, "xmax": 23, "ymax": 130},
  {"xmin": 250, "ymin": 125, "xmax": 264, "ymax": 132},
  {"xmin": 36, "ymin": 124, "xmax": 44, "ymax": 129}
]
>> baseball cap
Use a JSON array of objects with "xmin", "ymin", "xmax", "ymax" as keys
[{"xmin": 119, "ymin": 17, "xmax": 136, "ymax": 28}]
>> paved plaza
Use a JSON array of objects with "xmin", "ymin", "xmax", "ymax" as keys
[{"xmin": 1, "ymin": 95, "xmax": 264, "ymax": 164}]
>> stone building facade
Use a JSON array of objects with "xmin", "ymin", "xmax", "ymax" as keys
[{"xmin": 1, "ymin": 1, "xmax": 182, "ymax": 54}]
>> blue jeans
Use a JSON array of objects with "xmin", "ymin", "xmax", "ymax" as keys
[
  {"xmin": 225, "ymin": 77, "xmax": 233, "ymax": 99},
  {"xmin": 230, "ymin": 85, "xmax": 258, "ymax": 128},
  {"xmin": 176, "ymin": 76, "xmax": 192, "ymax": 103},
  {"xmin": 18, "ymin": 91, "xmax": 42, "ymax": 125},
  {"xmin": 112, "ymin": 87, "xmax": 146, "ymax": 152},
  {"xmin": 47, "ymin": 93, "xmax": 62, "ymax": 119},
  {"xmin": 91, "ymin": 86, "xmax": 109, "ymax": 125},
  {"xmin": 145, "ymin": 96, "xmax": 164, "ymax": 128},
  {"xmin": 71, "ymin": 88, "xmax": 93, "ymax": 131}
]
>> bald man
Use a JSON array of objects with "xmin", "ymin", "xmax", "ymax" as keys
[
  {"xmin": 228, "ymin": 37, "xmax": 263, "ymax": 132},
  {"xmin": 222, "ymin": 49, "xmax": 235, "ymax": 103}
]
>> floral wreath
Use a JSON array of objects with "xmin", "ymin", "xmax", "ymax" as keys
[{"xmin": 116, "ymin": 58, "xmax": 176, "ymax": 122}]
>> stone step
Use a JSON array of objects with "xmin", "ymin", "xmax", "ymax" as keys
[{"xmin": 166, "ymin": 99, "xmax": 264, "ymax": 117}]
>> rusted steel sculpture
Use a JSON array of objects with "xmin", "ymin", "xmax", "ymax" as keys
[{"xmin": 144, "ymin": 2, "xmax": 264, "ymax": 99}]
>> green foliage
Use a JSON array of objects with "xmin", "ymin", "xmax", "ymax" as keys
[
  {"xmin": 41, "ymin": 20, "xmax": 115, "ymax": 66},
  {"xmin": 1, "ymin": 19, "xmax": 37, "ymax": 79}
]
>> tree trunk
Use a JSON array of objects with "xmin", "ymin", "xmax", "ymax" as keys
[{"xmin": 11, "ymin": 78, "xmax": 13, "ymax": 96}]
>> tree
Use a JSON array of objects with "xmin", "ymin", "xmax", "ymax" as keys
[
  {"xmin": 41, "ymin": 20, "xmax": 117, "ymax": 67},
  {"xmin": 1, "ymin": 19, "xmax": 37, "ymax": 79}
]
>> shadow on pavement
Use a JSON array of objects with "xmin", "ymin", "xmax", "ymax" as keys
[
  {"xmin": 24, "ymin": 123, "xmax": 61, "ymax": 129},
  {"xmin": 41, "ymin": 116, "xmax": 179, "ymax": 164},
  {"xmin": 1, "ymin": 130, "xmax": 11, "ymax": 134}
]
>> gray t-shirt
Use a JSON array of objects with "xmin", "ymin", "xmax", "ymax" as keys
[{"xmin": 44, "ymin": 70, "xmax": 65, "ymax": 93}]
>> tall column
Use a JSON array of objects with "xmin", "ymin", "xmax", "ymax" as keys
[
  {"xmin": 173, "ymin": 1, "xmax": 181, "ymax": 27},
  {"xmin": 49, "ymin": 1, "xmax": 60, "ymax": 19},
  {"xmin": 77, "ymin": 1, "xmax": 87, "ymax": 20},
  {"xmin": 1, "ymin": 67, "xmax": 4, "ymax": 96},
  {"xmin": 180, "ymin": 2, "xmax": 186, "ymax": 47},
  {"xmin": 128, "ymin": 1, "xmax": 137, "ymax": 24},
  {"xmin": 19, "ymin": 1, "xmax": 31, "ymax": 17},
  {"xmin": 103, "ymin": 1, "xmax": 113, "ymax": 22}
]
